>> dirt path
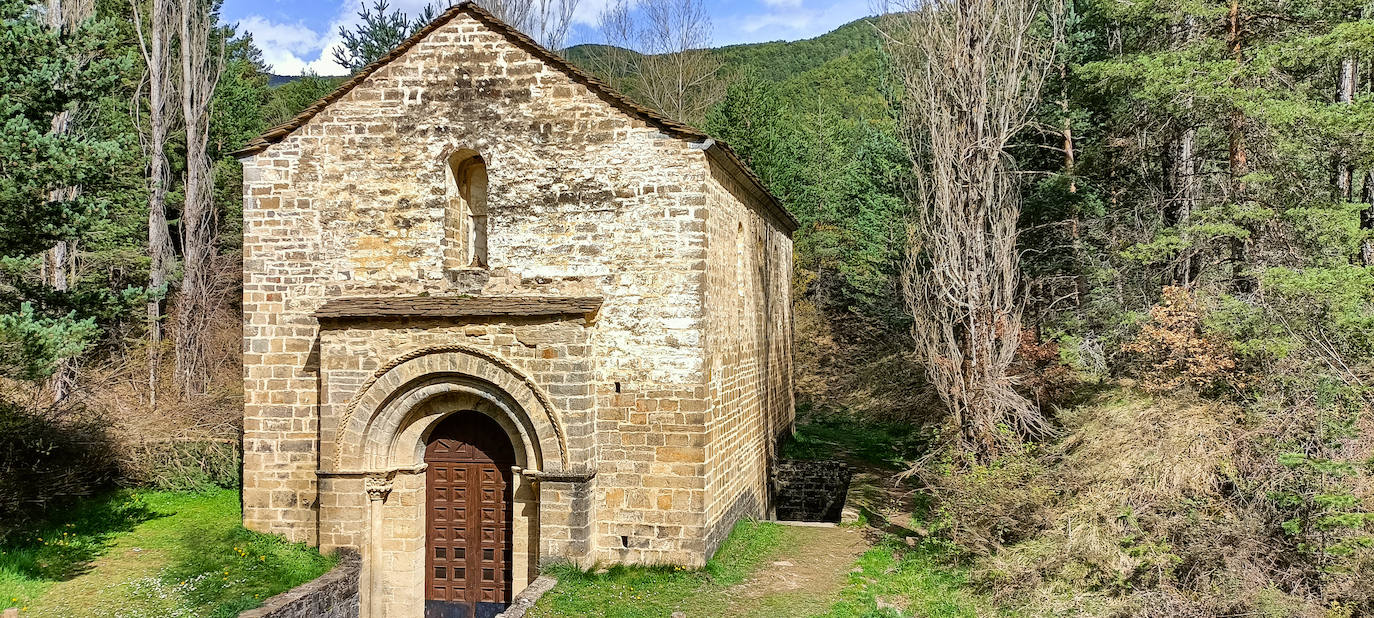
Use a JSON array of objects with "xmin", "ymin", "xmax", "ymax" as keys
[
  {"xmin": 712, "ymin": 466, "xmax": 921, "ymax": 617},
  {"xmin": 718, "ymin": 523, "xmax": 867, "ymax": 618},
  {"xmin": 846, "ymin": 466, "xmax": 925, "ymax": 541}
]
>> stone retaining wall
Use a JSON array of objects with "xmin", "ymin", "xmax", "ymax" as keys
[
  {"xmin": 772, "ymin": 459, "xmax": 852, "ymax": 522},
  {"xmin": 239, "ymin": 552, "xmax": 360, "ymax": 618}
]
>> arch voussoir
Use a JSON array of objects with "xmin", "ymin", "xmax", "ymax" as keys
[{"xmin": 333, "ymin": 345, "xmax": 571, "ymax": 473}]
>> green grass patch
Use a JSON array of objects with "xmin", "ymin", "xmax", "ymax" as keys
[
  {"xmin": 782, "ymin": 403, "xmax": 929, "ymax": 468},
  {"xmin": 0, "ymin": 491, "xmax": 158, "ymax": 604},
  {"xmin": 822, "ymin": 536, "xmax": 990, "ymax": 618},
  {"xmin": 0, "ymin": 489, "xmax": 336, "ymax": 617},
  {"xmin": 530, "ymin": 520, "xmax": 785, "ymax": 618}
]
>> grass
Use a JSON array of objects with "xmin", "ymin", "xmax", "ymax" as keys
[
  {"xmin": 529, "ymin": 520, "xmax": 786, "ymax": 618},
  {"xmin": 824, "ymin": 536, "xmax": 990, "ymax": 618},
  {"xmin": 781, "ymin": 403, "xmax": 929, "ymax": 469},
  {"xmin": 0, "ymin": 489, "xmax": 336, "ymax": 617},
  {"xmin": 530, "ymin": 401, "xmax": 997, "ymax": 618},
  {"xmin": 529, "ymin": 518, "xmax": 992, "ymax": 618}
]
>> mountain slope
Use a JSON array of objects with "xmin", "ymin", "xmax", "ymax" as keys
[{"xmin": 562, "ymin": 16, "xmax": 881, "ymax": 87}]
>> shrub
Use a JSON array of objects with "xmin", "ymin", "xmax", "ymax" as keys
[
  {"xmin": 0, "ymin": 396, "xmax": 116, "ymax": 542},
  {"xmin": 122, "ymin": 438, "xmax": 241, "ymax": 491},
  {"xmin": 1122, "ymin": 286, "xmax": 1240, "ymax": 394},
  {"xmin": 919, "ymin": 437, "xmax": 1055, "ymax": 556},
  {"xmin": 1012, "ymin": 329, "xmax": 1075, "ymax": 408}
]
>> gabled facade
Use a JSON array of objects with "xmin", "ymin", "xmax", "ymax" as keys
[{"xmin": 237, "ymin": 3, "xmax": 796, "ymax": 615}]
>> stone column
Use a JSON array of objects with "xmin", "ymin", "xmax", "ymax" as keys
[{"xmin": 363, "ymin": 474, "xmax": 392, "ymax": 618}]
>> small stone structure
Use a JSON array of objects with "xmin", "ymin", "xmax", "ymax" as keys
[
  {"xmin": 234, "ymin": 2, "xmax": 796, "ymax": 616},
  {"xmin": 772, "ymin": 460, "xmax": 853, "ymax": 522},
  {"xmin": 239, "ymin": 552, "xmax": 361, "ymax": 618}
]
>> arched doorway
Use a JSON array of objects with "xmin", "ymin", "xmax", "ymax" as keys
[{"xmin": 424, "ymin": 410, "xmax": 515, "ymax": 618}]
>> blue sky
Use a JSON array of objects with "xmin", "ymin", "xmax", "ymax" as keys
[{"xmin": 222, "ymin": 0, "xmax": 878, "ymax": 75}]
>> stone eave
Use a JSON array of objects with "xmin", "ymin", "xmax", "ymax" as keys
[
  {"xmin": 230, "ymin": 1, "xmax": 797, "ymax": 234},
  {"xmin": 313, "ymin": 295, "xmax": 603, "ymax": 321}
]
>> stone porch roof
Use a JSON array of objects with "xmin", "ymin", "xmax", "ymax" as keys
[
  {"xmin": 313, "ymin": 295, "xmax": 603, "ymax": 320},
  {"xmin": 231, "ymin": 1, "xmax": 797, "ymax": 233}
]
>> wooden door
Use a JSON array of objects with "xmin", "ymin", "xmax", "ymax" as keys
[{"xmin": 425, "ymin": 411, "xmax": 515, "ymax": 618}]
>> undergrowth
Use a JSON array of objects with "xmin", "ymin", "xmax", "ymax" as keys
[
  {"xmin": 782, "ymin": 402, "xmax": 930, "ymax": 468},
  {"xmin": 0, "ymin": 489, "xmax": 335, "ymax": 617},
  {"xmin": 530, "ymin": 520, "xmax": 784, "ymax": 618}
]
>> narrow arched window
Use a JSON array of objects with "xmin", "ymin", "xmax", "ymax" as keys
[
  {"xmin": 446, "ymin": 151, "xmax": 489, "ymax": 269},
  {"xmin": 736, "ymin": 222, "xmax": 746, "ymax": 298}
]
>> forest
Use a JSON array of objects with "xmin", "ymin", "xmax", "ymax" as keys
[{"xmin": 2, "ymin": 0, "xmax": 1374, "ymax": 615}]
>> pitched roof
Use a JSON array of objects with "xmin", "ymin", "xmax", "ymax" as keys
[{"xmin": 233, "ymin": 1, "xmax": 797, "ymax": 232}]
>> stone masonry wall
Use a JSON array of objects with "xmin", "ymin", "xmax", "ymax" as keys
[
  {"xmin": 772, "ymin": 460, "xmax": 852, "ymax": 523},
  {"xmin": 315, "ymin": 315, "xmax": 594, "ymax": 564},
  {"xmin": 700, "ymin": 163, "xmax": 796, "ymax": 555},
  {"xmin": 241, "ymin": 6, "xmax": 794, "ymax": 571},
  {"xmin": 240, "ymin": 10, "xmax": 714, "ymax": 557},
  {"xmin": 238, "ymin": 552, "xmax": 360, "ymax": 618}
]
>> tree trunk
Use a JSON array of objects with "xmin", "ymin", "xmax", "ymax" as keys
[
  {"xmin": 1163, "ymin": 13, "xmax": 1198, "ymax": 287},
  {"xmin": 1227, "ymin": 0, "xmax": 1254, "ymax": 292},
  {"xmin": 44, "ymin": 0, "xmax": 91, "ymax": 403},
  {"xmin": 1336, "ymin": 56, "xmax": 1357, "ymax": 200},
  {"xmin": 1163, "ymin": 126, "xmax": 1198, "ymax": 286},
  {"xmin": 175, "ymin": 0, "xmax": 222, "ymax": 397},
  {"xmin": 1361, "ymin": 170, "xmax": 1374, "ymax": 265},
  {"xmin": 1059, "ymin": 65, "xmax": 1089, "ymax": 308},
  {"xmin": 134, "ymin": 0, "xmax": 177, "ymax": 407}
]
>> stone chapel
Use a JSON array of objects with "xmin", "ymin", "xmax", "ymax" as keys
[{"xmin": 234, "ymin": 2, "xmax": 796, "ymax": 616}]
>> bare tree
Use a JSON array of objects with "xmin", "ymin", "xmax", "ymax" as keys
[
  {"xmin": 477, "ymin": 0, "xmax": 580, "ymax": 50},
  {"xmin": 175, "ymin": 0, "xmax": 222, "ymax": 397},
  {"xmin": 880, "ymin": 0, "xmax": 1057, "ymax": 459},
  {"xmin": 1336, "ymin": 54, "xmax": 1357, "ymax": 201},
  {"xmin": 596, "ymin": 0, "xmax": 720, "ymax": 125},
  {"xmin": 131, "ymin": 0, "xmax": 178, "ymax": 407},
  {"xmin": 43, "ymin": 0, "xmax": 94, "ymax": 402}
]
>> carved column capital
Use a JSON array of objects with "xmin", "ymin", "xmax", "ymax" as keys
[{"xmin": 364, "ymin": 473, "xmax": 393, "ymax": 501}]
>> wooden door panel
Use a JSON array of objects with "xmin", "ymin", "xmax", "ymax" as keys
[{"xmin": 425, "ymin": 411, "xmax": 513, "ymax": 616}]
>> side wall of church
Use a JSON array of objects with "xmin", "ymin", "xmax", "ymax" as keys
[
  {"xmin": 240, "ymin": 10, "xmax": 715, "ymax": 563},
  {"xmin": 699, "ymin": 162, "xmax": 797, "ymax": 556}
]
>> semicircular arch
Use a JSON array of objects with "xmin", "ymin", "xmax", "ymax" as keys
[{"xmin": 334, "ymin": 345, "xmax": 569, "ymax": 472}]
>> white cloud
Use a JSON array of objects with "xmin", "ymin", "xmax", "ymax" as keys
[
  {"xmin": 237, "ymin": 15, "xmax": 326, "ymax": 74},
  {"xmin": 240, "ymin": 0, "xmax": 440, "ymax": 75},
  {"xmin": 738, "ymin": 10, "xmax": 815, "ymax": 34},
  {"xmin": 237, "ymin": 15, "xmax": 334, "ymax": 74},
  {"xmin": 241, "ymin": 0, "xmax": 879, "ymax": 75},
  {"xmin": 570, "ymin": 0, "xmax": 616, "ymax": 26},
  {"xmin": 727, "ymin": 0, "xmax": 874, "ymax": 43}
]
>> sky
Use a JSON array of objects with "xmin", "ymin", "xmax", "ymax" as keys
[{"xmin": 222, "ymin": 0, "xmax": 878, "ymax": 76}]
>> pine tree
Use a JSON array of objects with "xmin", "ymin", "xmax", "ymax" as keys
[
  {"xmin": 0, "ymin": 0, "xmax": 125, "ymax": 379},
  {"xmin": 331, "ymin": 0, "xmax": 435, "ymax": 72}
]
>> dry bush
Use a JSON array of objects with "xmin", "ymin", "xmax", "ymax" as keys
[
  {"xmin": 944, "ymin": 386, "xmax": 1365, "ymax": 616},
  {"xmin": 0, "ymin": 388, "xmax": 117, "ymax": 541},
  {"xmin": 69, "ymin": 254, "xmax": 244, "ymax": 489},
  {"xmin": 1123, "ymin": 286, "xmax": 1240, "ymax": 394},
  {"xmin": 1011, "ymin": 329, "xmax": 1075, "ymax": 409},
  {"xmin": 918, "ymin": 441, "xmax": 1056, "ymax": 557},
  {"xmin": 939, "ymin": 389, "xmax": 1335, "ymax": 614},
  {"xmin": 792, "ymin": 298, "xmax": 939, "ymax": 423}
]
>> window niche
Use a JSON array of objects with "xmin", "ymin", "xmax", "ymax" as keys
[{"xmin": 445, "ymin": 150, "xmax": 489, "ymax": 270}]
